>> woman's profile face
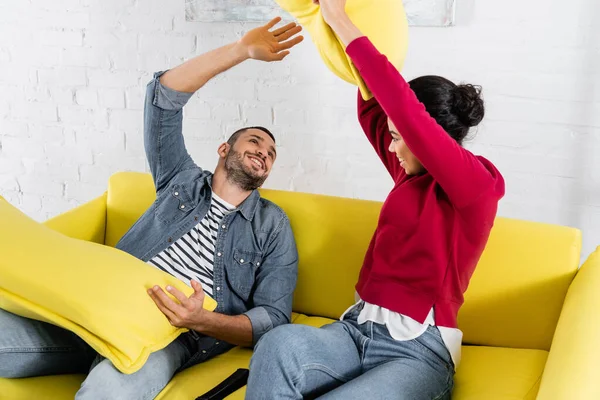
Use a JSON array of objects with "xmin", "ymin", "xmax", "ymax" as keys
[{"xmin": 387, "ymin": 118, "xmax": 425, "ymax": 176}]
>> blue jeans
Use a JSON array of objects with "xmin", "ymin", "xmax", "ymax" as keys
[
  {"xmin": 246, "ymin": 303, "xmax": 454, "ymax": 399},
  {"xmin": 0, "ymin": 309, "xmax": 197, "ymax": 400}
]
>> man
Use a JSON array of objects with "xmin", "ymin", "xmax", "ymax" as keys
[{"xmin": 0, "ymin": 18, "xmax": 303, "ymax": 399}]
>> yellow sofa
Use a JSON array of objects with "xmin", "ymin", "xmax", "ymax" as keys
[{"xmin": 2, "ymin": 171, "xmax": 600, "ymax": 399}]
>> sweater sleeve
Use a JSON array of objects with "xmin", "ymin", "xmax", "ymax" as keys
[
  {"xmin": 356, "ymin": 91, "xmax": 404, "ymax": 179},
  {"xmin": 346, "ymin": 37, "xmax": 500, "ymax": 208}
]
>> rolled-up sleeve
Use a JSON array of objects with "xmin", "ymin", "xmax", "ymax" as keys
[
  {"xmin": 151, "ymin": 71, "xmax": 194, "ymax": 110},
  {"xmin": 243, "ymin": 216, "xmax": 298, "ymax": 344}
]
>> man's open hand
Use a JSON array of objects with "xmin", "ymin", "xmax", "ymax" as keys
[
  {"xmin": 238, "ymin": 17, "xmax": 304, "ymax": 62},
  {"xmin": 148, "ymin": 280, "xmax": 207, "ymax": 330}
]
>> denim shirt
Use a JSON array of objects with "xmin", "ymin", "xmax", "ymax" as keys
[{"xmin": 115, "ymin": 71, "xmax": 298, "ymax": 362}]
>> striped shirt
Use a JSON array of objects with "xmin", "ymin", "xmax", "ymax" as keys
[{"xmin": 147, "ymin": 192, "xmax": 235, "ymax": 298}]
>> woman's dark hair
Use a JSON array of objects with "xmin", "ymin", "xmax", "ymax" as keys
[{"xmin": 408, "ymin": 76, "xmax": 484, "ymax": 145}]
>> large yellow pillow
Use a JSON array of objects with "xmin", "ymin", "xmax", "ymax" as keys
[
  {"xmin": 0, "ymin": 196, "xmax": 217, "ymax": 374},
  {"xmin": 275, "ymin": 0, "xmax": 408, "ymax": 99}
]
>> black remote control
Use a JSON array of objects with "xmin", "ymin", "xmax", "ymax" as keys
[{"xmin": 195, "ymin": 368, "xmax": 250, "ymax": 400}]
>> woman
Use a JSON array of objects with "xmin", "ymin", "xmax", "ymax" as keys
[{"xmin": 245, "ymin": 1, "xmax": 505, "ymax": 398}]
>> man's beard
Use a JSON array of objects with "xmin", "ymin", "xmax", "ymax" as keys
[{"xmin": 224, "ymin": 149, "xmax": 268, "ymax": 191}]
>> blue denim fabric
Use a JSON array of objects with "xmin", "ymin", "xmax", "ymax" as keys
[
  {"xmin": 246, "ymin": 303, "xmax": 454, "ymax": 399},
  {"xmin": 116, "ymin": 71, "xmax": 299, "ymax": 356}
]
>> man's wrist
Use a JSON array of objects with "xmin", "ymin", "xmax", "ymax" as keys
[
  {"xmin": 191, "ymin": 308, "xmax": 212, "ymax": 333},
  {"xmin": 232, "ymin": 41, "xmax": 251, "ymax": 63}
]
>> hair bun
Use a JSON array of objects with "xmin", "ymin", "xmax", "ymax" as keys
[{"xmin": 453, "ymin": 84, "xmax": 484, "ymax": 128}]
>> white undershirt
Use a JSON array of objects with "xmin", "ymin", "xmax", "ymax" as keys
[{"xmin": 342, "ymin": 293, "xmax": 462, "ymax": 369}]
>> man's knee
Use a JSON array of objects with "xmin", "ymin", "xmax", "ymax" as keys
[
  {"xmin": 76, "ymin": 355, "xmax": 173, "ymax": 400},
  {"xmin": 0, "ymin": 354, "xmax": 29, "ymax": 378},
  {"xmin": 0, "ymin": 308, "xmax": 21, "ymax": 336},
  {"xmin": 0, "ymin": 310, "xmax": 34, "ymax": 378},
  {"xmin": 77, "ymin": 360, "xmax": 138, "ymax": 400}
]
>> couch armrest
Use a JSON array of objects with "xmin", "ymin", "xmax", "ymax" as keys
[
  {"xmin": 537, "ymin": 247, "xmax": 600, "ymax": 399},
  {"xmin": 43, "ymin": 193, "xmax": 107, "ymax": 244}
]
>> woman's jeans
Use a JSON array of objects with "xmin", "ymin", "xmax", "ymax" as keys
[{"xmin": 246, "ymin": 303, "xmax": 454, "ymax": 399}]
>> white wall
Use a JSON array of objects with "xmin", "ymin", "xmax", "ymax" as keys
[{"xmin": 1, "ymin": 0, "xmax": 599, "ymax": 259}]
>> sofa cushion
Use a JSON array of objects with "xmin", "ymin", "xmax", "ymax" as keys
[
  {"xmin": 157, "ymin": 347, "xmax": 252, "ymax": 400},
  {"xmin": 274, "ymin": 0, "xmax": 408, "ymax": 100},
  {"xmin": 0, "ymin": 375, "xmax": 85, "ymax": 400},
  {"xmin": 453, "ymin": 346, "xmax": 548, "ymax": 400},
  {"xmin": 0, "ymin": 343, "xmax": 548, "ymax": 400},
  {"xmin": 0, "ymin": 195, "xmax": 216, "ymax": 375}
]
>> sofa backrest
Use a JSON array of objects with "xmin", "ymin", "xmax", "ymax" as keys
[
  {"xmin": 105, "ymin": 172, "xmax": 156, "ymax": 248},
  {"xmin": 106, "ymin": 172, "xmax": 581, "ymax": 351},
  {"xmin": 456, "ymin": 217, "xmax": 580, "ymax": 351}
]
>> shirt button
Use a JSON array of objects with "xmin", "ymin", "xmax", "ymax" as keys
[
  {"xmin": 202, "ymin": 350, "xmax": 207, "ymax": 354},
  {"xmin": 180, "ymin": 205, "xmax": 185, "ymax": 209},
  {"xmin": 240, "ymin": 259, "xmax": 244, "ymax": 263},
  {"xmin": 221, "ymin": 224, "xmax": 226, "ymax": 229},
  {"xmin": 216, "ymin": 342, "xmax": 220, "ymax": 345},
  {"xmin": 216, "ymin": 287, "xmax": 220, "ymax": 291},
  {"xmin": 168, "ymin": 237, "xmax": 172, "ymax": 243},
  {"xmin": 174, "ymin": 192, "xmax": 179, "ymax": 196},
  {"xmin": 217, "ymin": 252, "xmax": 222, "ymax": 257},
  {"xmin": 257, "ymin": 262, "xmax": 260, "ymax": 266},
  {"xmin": 194, "ymin": 216, "xmax": 198, "ymax": 221}
]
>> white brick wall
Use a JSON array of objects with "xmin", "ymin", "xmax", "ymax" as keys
[{"xmin": 1, "ymin": 0, "xmax": 599, "ymax": 260}]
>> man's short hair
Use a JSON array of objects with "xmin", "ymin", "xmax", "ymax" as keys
[{"xmin": 227, "ymin": 126, "xmax": 276, "ymax": 146}]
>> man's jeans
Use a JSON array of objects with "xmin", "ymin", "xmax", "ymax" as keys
[
  {"xmin": 0, "ymin": 309, "xmax": 195, "ymax": 400},
  {"xmin": 246, "ymin": 303, "xmax": 454, "ymax": 400}
]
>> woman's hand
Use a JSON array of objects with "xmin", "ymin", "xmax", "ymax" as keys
[
  {"xmin": 313, "ymin": 0, "xmax": 348, "ymax": 27},
  {"xmin": 237, "ymin": 17, "xmax": 304, "ymax": 62},
  {"xmin": 313, "ymin": 0, "xmax": 361, "ymax": 47}
]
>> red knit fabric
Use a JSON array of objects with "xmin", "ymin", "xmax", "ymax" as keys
[{"xmin": 347, "ymin": 37, "xmax": 505, "ymax": 328}]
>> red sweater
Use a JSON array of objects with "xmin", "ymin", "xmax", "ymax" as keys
[{"xmin": 346, "ymin": 37, "xmax": 505, "ymax": 328}]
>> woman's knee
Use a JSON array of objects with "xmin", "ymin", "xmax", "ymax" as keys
[
  {"xmin": 256, "ymin": 325, "xmax": 317, "ymax": 353},
  {"xmin": 252, "ymin": 324, "xmax": 327, "ymax": 371}
]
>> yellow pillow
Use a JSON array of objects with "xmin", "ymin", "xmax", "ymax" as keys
[
  {"xmin": 0, "ymin": 196, "xmax": 217, "ymax": 374},
  {"xmin": 275, "ymin": 0, "xmax": 408, "ymax": 99}
]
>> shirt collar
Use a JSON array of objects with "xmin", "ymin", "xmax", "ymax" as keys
[{"xmin": 206, "ymin": 174, "xmax": 260, "ymax": 221}]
